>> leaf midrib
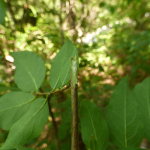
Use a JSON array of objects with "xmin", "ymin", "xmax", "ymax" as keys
[
  {"xmin": 86, "ymin": 102, "xmax": 98, "ymax": 140},
  {"xmin": 52, "ymin": 46, "xmax": 67, "ymax": 90},
  {"xmin": 16, "ymin": 57, "xmax": 38, "ymax": 91},
  {"xmin": 61, "ymin": 46, "xmax": 76, "ymax": 86},
  {"xmin": 0, "ymin": 97, "xmax": 35, "ymax": 113},
  {"xmin": 5, "ymin": 99, "xmax": 47, "ymax": 147},
  {"xmin": 147, "ymin": 81, "xmax": 150, "ymax": 123},
  {"xmin": 124, "ymin": 83, "xmax": 127, "ymax": 147}
]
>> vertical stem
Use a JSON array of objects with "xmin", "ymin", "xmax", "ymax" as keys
[
  {"xmin": 48, "ymin": 96, "xmax": 61, "ymax": 150},
  {"xmin": 40, "ymin": 88, "xmax": 60, "ymax": 150},
  {"xmin": 71, "ymin": 56, "xmax": 79, "ymax": 150},
  {"xmin": 59, "ymin": 0, "xmax": 64, "ymax": 45}
]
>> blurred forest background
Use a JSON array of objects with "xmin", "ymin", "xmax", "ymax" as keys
[{"xmin": 0, "ymin": 0, "xmax": 150, "ymax": 149}]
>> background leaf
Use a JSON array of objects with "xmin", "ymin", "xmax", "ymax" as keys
[
  {"xmin": 133, "ymin": 77, "xmax": 150, "ymax": 142},
  {"xmin": 106, "ymin": 77, "xmax": 143, "ymax": 148},
  {"xmin": 0, "ymin": 92, "xmax": 35, "ymax": 130},
  {"xmin": 118, "ymin": 147, "xmax": 145, "ymax": 150},
  {"xmin": 80, "ymin": 100, "xmax": 109, "ymax": 150},
  {"xmin": 0, "ymin": 84, "xmax": 20, "ymax": 92},
  {"xmin": 0, "ymin": 0, "xmax": 6, "ymax": 26},
  {"xmin": 11, "ymin": 51, "xmax": 46, "ymax": 92},
  {"xmin": 13, "ymin": 145, "xmax": 36, "ymax": 150},
  {"xmin": 0, "ymin": 98, "xmax": 49, "ymax": 150},
  {"xmin": 49, "ymin": 38, "xmax": 78, "ymax": 90}
]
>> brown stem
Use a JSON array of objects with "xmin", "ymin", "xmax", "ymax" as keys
[
  {"xmin": 71, "ymin": 58, "xmax": 79, "ymax": 150},
  {"xmin": 39, "ymin": 88, "xmax": 61, "ymax": 150},
  {"xmin": 71, "ymin": 84, "xmax": 78, "ymax": 150},
  {"xmin": 35, "ymin": 83, "xmax": 70, "ymax": 96},
  {"xmin": 48, "ymin": 96, "xmax": 61, "ymax": 150}
]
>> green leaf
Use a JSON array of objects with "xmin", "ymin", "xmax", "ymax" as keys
[
  {"xmin": 133, "ymin": 77, "xmax": 150, "ymax": 141},
  {"xmin": 90, "ymin": 135, "xmax": 99, "ymax": 150},
  {"xmin": 106, "ymin": 77, "xmax": 143, "ymax": 148},
  {"xmin": 50, "ymin": 38, "xmax": 78, "ymax": 90},
  {"xmin": 0, "ymin": 92, "xmax": 35, "ymax": 130},
  {"xmin": 118, "ymin": 147, "xmax": 145, "ymax": 150},
  {"xmin": 80, "ymin": 100, "xmax": 109, "ymax": 150},
  {"xmin": 0, "ymin": 98, "xmax": 49, "ymax": 150},
  {"xmin": 0, "ymin": 0, "xmax": 6, "ymax": 26},
  {"xmin": 13, "ymin": 145, "xmax": 36, "ymax": 150},
  {"xmin": 11, "ymin": 51, "xmax": 46, "ymax": 92}
]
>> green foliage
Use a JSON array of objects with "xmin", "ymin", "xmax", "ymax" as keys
[
  {"xmin": 134, "ymin": 78, "xmax": 150, "ymax": 142},
  {"xmin": 13, "ymin": 145, "xmax": 36, "ymax": 150},
  {"xmin": 49, "ymin": 38, "xmax": 78, "ymax": 91},
  {"xmin": 1, "ymin": 35, "xmax": 150, "ymax": 149},
  {"xmin": 1, "ymin": 0, "xmax": 150, "ymax": 148},
  {"xmin": 11, "ymin": 51, "xmax": 46, "ymax": 92},
  {"xmin": 90, "ymin": 136, "xmax": 99, "ymax": 150},
  {"xmin": 0, "ymin": 0, "xmax": 6, "ymax": 26},
  {"xmin": 0, "ymin": 98, "xmax": 49, "ymax": 150},
  {"xmin": 0, "ymin": 37, "xmax": 78, "ymax": 149},
  {"xmin": 106, "ymin": 77, "xmax": 143, "ymax": 148},
  {"xmin": 117, "ymin": 148, "xmax": 145, "ymax": 150},
  {"xmin": 0, "ymin": 92, "xmax": 35, "ymax": 130},
  {"xmin": 0, "ymin": 84, "xmax": 20, "ymax": 92},
  {"xmin": 80, "ymin": 100, "xmax": 109, "ymax": 150},
  {"xmin": 58, "ymin": 98, "xmax": 72, "ymax": 150}
]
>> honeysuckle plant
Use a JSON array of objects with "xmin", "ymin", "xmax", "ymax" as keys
[{"xmin": 0, "ymin": 38, "xmax": 149, "ymax": 150}]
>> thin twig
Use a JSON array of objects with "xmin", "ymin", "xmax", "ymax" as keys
[
  {"xmin": 35, "ymin": 83, "xmax": 70, "ymax": 96},
  {"xmin": 39, "ymin": 88, "xmax": 61, "ymax": 150},
  {"xmin": 48, "ymin": 96, "xmax": 61, "ymax": 150}
]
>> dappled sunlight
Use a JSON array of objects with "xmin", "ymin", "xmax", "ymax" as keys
[
  {"xmin": 103, "ymin": 78, "xmax": 115, "ymax": 85},
  {"xmin": 49, "ymin": 52, "xmax": 57, "ymax": 59},
  {"xmin": 5, "ymin": 55, "xmax": 14, "ymax": 62}
]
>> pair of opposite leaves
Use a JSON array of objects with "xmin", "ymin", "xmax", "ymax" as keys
[
  {"xmin": 11, "ymin": 38, "xmax": 78, "ymax": 92},
  {"xmin": 0, "ymin": 38, "xmax": 78, "ymax": 150}
]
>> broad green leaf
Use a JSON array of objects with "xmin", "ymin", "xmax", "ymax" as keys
[
  {"xmin": 118, "ymin": 148, "xmax": 145, "ymax": 150},
  {"xmin": 0, "ymin": 0, "xmax": 6, "ymax": 26},
  {"xmin": 80, "ymin": 100, "xmax": 109, "ymax": 150},
  {"xmin": 90, "ymin": 135, "xmax": 99, "ymax": 150},
  {"xmin": 0, "ymin": 98, "xmax": 49, "ymax": 150},
  {"xmin": 11, "ymin": 51, "xmax": 46, "ymax": 92},
  {"xmin": 106, "ymin": 77, "xmax": 143, "ymax": 148},
  {"xmin": 13, "ymin": 145, "xmax": 36, "ymax": 150},
  {"xmin": 49, "ymin": 38, "xmax": 78, "ymax": 90},
  {"xmin": 0, "ymin": 92, "xmax": 35, "ymax": 130},
  {"xmin": 133, "ymin": 77, "xmax": 150, "ymax": 141}
]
